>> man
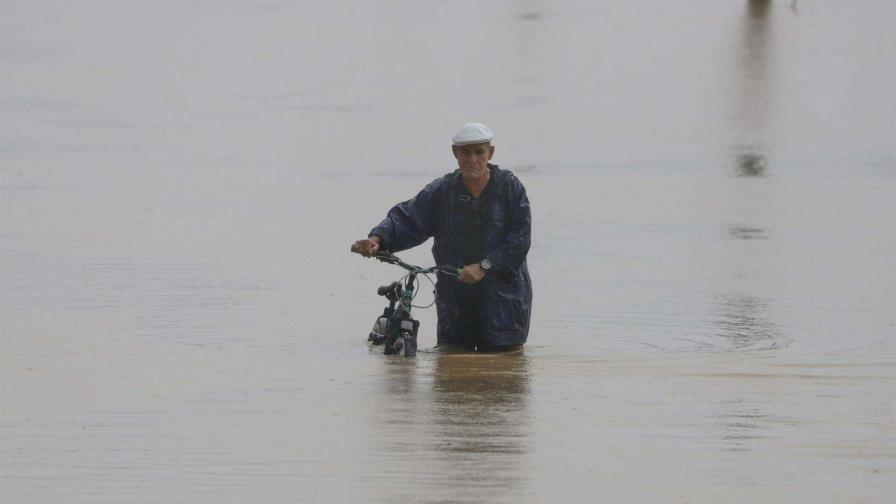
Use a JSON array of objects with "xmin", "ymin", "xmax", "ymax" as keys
[{"xmin": 352, "ymin": 123, "xmax": 532, "ymax": 351}]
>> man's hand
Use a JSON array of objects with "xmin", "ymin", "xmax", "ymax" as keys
[
  {"xmin": 458, "ymin": 263, "xmax": 486, "ymax": 284},
  {"xmin": 352, "ymin": 236, "xmax": 381, "ymax": 257}
]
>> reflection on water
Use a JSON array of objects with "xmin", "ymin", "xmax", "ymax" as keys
[
  {"xmin": 714, "ymin": 399, "xmax": 771, "ymax": 452},
  {"xmin": 506, "ymin": 0, "xmax": 545, "ymax": 158},
  {"xmin": 733, "ymin": 0, "xmax": 775, "ymax": 176},
  {"xmin": 515, "ymin": 0, "xmax": 543, "ymax": 23},
  {"xmin": 382, "ymin": 356, "xmax": 419, "ymax": 397},
  {"xmin": 431, "ymin": 352, "xmax": 530, "ymax": 455},
  {"xmin": 736, "ymin": 150, "xmax": 768, "ymax": 177},
  {"xmin": 365, "ymin": 352, "xmax": 532, "ymax": 500},
  {"xmin": 728, "ymin": 225, "xmax": 768, "ymax": 240},
  {"xmin": 427, "ymin": 352, "xmax": 531, "ymax": 498},
  {"xmin": 716, "ymin": 293, "xmax": 779, "ymax": 351},
  {"xmin": 748, "ymin": 0, "xmax": 772, "ymax": 20}
]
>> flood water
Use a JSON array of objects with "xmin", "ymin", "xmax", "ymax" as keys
[{"xmin": 2, "ymin": 1, "xmax": 894, "ymax": 502}]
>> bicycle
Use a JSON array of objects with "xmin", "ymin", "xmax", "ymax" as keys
[{"xmin": 351, "ymin": 246, "xmax": 458, "ymax": 357}]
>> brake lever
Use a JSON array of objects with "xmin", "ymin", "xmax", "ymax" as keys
[
  {"xmin": 375, "ymin": 251, "xmax": 398, "ymax": 264},
  {"xmin": 435, "ymin": 266, "xmax": 460, "ymax": 279}
]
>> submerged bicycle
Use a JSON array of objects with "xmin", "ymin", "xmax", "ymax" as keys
[{"xmin": 351, "ymin": 246, "xmax": 458, "ymax": 357}]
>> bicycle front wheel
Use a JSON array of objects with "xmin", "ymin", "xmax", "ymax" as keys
[
  {"xmin": 401, "ymin": 331, "xmax": 417, "ymax": 358},
  {"xmin": 384, "ymin": 329, "xmax": 401, "ymax": 356}
]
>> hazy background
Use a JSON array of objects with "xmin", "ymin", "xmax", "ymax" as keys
[{"xmin": 2, "ymin": 1, "xmax": 894, "ymax": 502}]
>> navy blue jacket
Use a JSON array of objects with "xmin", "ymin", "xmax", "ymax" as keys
[{"xmin": 370, "ymin": 164, "xmax": 532, "ymax": 347}]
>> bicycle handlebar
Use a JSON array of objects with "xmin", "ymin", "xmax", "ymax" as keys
[
  {"xmin": 351, "ymin": 243, "xmax": 459, "ymax": 279},
  {"xmin": 375, "ymin": 252, "xmax": 459, "ymax": 278}
]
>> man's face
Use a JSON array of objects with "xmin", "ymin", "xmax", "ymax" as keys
[{"xmin": 452, "ymin": 142, "xmax": 495, "ymax": 179}]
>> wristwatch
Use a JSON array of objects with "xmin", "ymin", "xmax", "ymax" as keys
[{"xmin": 479, "ymin": 259, "xmax": 492, "ymax": 271}]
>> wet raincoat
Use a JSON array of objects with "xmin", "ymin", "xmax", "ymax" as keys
[{"xmin": 370, "ymin": 164, "xmax": 532, "ymax": 348}]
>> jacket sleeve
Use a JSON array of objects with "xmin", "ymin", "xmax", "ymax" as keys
[
  {"xmin": 369, "ymin": 179, "xmax": 440, "ymax": 253},
  {"xmin": 486, "ymin": 175, "xmax": 531, "ymax": 272}
]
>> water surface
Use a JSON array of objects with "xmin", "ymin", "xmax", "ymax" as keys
[{"xmin": 2, "ymin": 1, "xmax": 894, "ymax": 502}]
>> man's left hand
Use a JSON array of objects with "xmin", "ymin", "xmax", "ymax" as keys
[{"xmin": 458, "ymin": 264, "xmax": 486, "ymax": 284}]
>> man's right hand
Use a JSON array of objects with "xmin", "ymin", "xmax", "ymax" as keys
[{"xmin": 351, "ymin": 236, "xmax": 381, "ymax": 257}]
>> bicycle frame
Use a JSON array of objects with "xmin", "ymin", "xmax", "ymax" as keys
[{"xmin": 366, "ymin": 251, "xmax": 458, "ymax": 356}]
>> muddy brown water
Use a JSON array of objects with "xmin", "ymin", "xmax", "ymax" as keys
[{"xmin": 2, "ymin": 1, "xmax": 894, "ymax": 502}]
